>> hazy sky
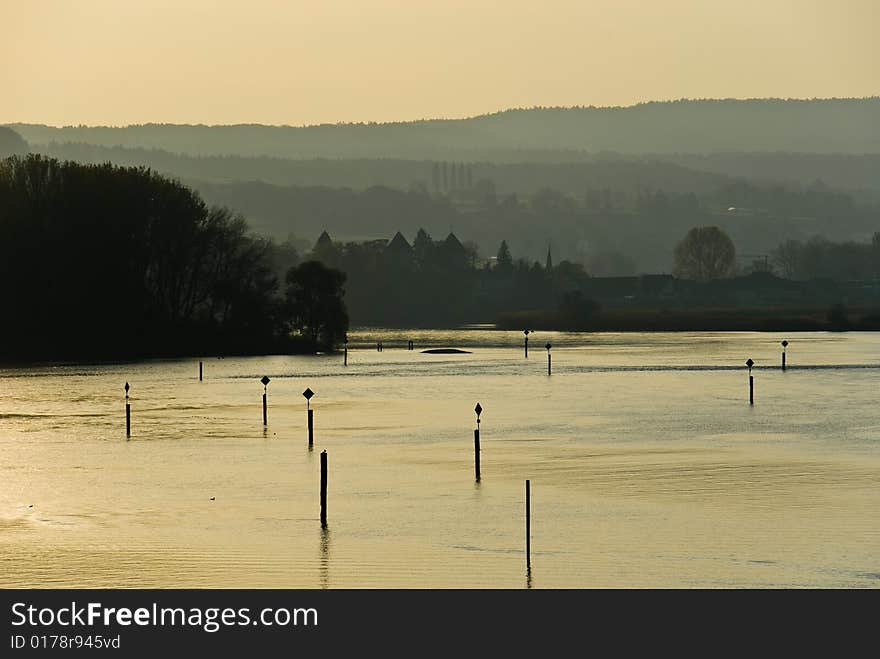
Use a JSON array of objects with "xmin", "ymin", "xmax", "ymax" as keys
[{"xmin": 2, "ymin": 0, "xmax": 877, "ymax": 126}]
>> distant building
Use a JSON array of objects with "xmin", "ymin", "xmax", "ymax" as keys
[{"xmin": 385, "ymin": 231, "xmax": 414, "ymax": 268}]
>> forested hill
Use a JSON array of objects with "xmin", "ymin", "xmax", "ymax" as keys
[
  {"xmin": 9, "ymin": 98, "xmax": 880, "ymax": 159},
  {"xmin": 29, "ymin": 141, "xmax": 729, "ymax": 196}
]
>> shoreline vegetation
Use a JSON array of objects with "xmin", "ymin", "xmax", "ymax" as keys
[
  {"xmin": 496, "ymin": 305, "xmax": 880, "ymax": 333},
  {"xmin": 0, "ymin": 155, "xmax": 348, "ymax": 362}
]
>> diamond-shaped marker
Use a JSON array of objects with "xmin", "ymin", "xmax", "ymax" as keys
[
  {"xmin": 302, "ymin": 387, "xmax": 315, "ymax": 400},
  {"xmin": 746, "ymin": 359, "xmax": 754, "ymax": 369},
  {"xmin": 524, "ymin": 329, "xmax": 530, "ymax": 335},
  {"xmin": 475, "ymin": 403, "xmax": 482, "ymax": 416},
  {"xmin": 781, "ymin": 340, "xmax": 789, "ymax": 348},
  {"xmin": 124, "ymin": 382, "xmax": 130, "ymax": 393},
  {"xmin": 260, "ymin": 376, "xmax": 270, "ymax": 386},
  {"xmin": 545, "ymin": 342, "xmax": 552, "ymax": 351}
]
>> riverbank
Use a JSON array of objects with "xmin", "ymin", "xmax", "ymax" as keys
[{"xmin": 497, "ymin": 305, "xmax": 880, "ymax": 332}]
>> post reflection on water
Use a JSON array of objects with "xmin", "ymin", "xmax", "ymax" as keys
[
  {"xmin": 0, "ymin": 330, "xmax": 879, "ymax": 588},
  {"xmin": 319, "ymin": 526, "xmax": 330, "ymax": 590}
]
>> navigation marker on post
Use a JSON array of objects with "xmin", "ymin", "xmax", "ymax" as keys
[
  {"xmin": 304, "ymin": 387, "xmax": 315, "ymax": 448},
  {"xmin": 261, "ymin": 375, "xmax": 270, "ymax": 426}
]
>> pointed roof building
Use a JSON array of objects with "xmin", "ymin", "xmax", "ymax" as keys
[
  {"xmin": 315, "ymin": 230, "xmax": 333, "ymax": 249},
  {"xmin": 443, "ymin": 232, "xmax": 464, "ymax": 252},
  {"xmin": 386, "ymin": 231, "xmax": 413, "ymax": 254}
]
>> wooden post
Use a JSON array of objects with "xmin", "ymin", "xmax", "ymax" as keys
[
  {"xmin": 124, "ymin": 382, "xmax": 131, "ymax": 438},
  {"xmin": 261, "ymin": 376, "xmax": 271, "ymax": 426},
  {"xmin": 303, "ymin": 388, "xmax": 315, "ymax": 446},
  {"xmin": 474, "ymin": 403, "xmax": 483, "ymax": 482},
  {"xmin": 745, "ymin": 359, "xmax": 754, "ymax": 405},
  {"xmin": 343, "ymin": 345, "xmax": 348, "ymax": 366},
  {"xmin": 320, "ymin": 450, "xmax": 328, "ymax": 528},
  {"xmin": 524, "ymin": 330, "xmax": 529, "ymax": 358},
  {"xmin": 525, "ymin": 480, "xmax": 531, "ymax": 569},
  {"xmin": 546, "ymin": 342, "xmax": 552, "ymax": 375},
  {"xmin": 199, "ymin": 360, "xmax": 203, "ymax": 381},
  {"xmin": 474, "ymin": 428, "xmax": 481, "ymax": 482},
  {"xmin": 782, "ymin": 351, "xmax": 786, "ymax": 371}
]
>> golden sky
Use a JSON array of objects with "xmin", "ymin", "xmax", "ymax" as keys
[{"xmin": 2, "ymin": 0, "xmax": 877, "ymax": 126}]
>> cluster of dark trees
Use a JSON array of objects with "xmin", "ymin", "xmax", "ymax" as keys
[
  {"xmin": 0, "ymin": 155, "xmax": 347, "ymax": 360},
  {"xmin": 772, "ymin": 234, "xmax": 880, "ymax": 281},
  {"xmin": 306, "ymin": 229, "xmax": 598, "ymax": 327},
  {"xmin": 303, "ymin": 223, "xmax": 880, "ymax": 330}
]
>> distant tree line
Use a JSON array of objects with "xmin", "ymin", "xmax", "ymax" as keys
[
  {"xmin": 0, "ymin": 155, "xmax": 347, "ymax": 360},
  {"xmin": 192, "ymin": 176, "xmax": 877, "ymax": 275},
  {"xmin": 306, "ymin": 229, "xmax": 599, "ymax": 327},
  {"xmin": 772, "ymin": 234, "xmax": 880, "ymax": 281}
]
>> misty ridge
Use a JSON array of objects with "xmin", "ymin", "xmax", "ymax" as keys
[
  {"xmin": 9, "ymin": 98, "xmax": 880, "ymax": 157},
  {"xmin": 2, "ymin": 98, "xmax": 879, "ymax": 326}
]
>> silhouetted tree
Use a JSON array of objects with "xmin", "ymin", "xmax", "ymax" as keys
[
  {"xmin": 673, "ymin": 226, "xmax": 736, "ymax": 280},
  {"xmin": 284, "ymin": 261, "xmax": 349, "ymax": 351},
  {"xmin": 413, "ymin": 228, "xmax": 435, "ymax": 268},
  {"xmin": 0, "ymin": 154, "xmax": 286, "ymax": 358},
  {"xmin": 496, "ymin": 240, "xmax": 513, "ymax": 270}
]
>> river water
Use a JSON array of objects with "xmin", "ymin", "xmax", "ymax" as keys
[{"xmin": 1, "ymin": 330, "xmax": 878, "ymax": 588}]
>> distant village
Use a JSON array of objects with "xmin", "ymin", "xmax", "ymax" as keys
[{"xmin": 305, "ymin": 229, "xmax": 880, "ymax": 313}]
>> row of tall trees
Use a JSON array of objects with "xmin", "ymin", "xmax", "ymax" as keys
[
  {"xmin": 772, "ymin": 234, "xmax": 880, "ymax": 281},
  {"xmin": 0, "ymin": 155, "xmax": 347, "ymax": 359},
  {"xmin": 430, "ymin": 161, "xmax": 474, "ymax": 193}
]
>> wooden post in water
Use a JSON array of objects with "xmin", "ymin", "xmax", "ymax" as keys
[
  {"xmin": 343, "ymin": 336, "xmax": 348, "ymax": 367},
  {"xmin": 474, "ymin": 403, "xmax": 482, "ymax": 482},
  {"xmin": 781, "ymin": 340, "xmax": 788, "ymax": 372},
  {"xmin": 320, "ymin": 450, "xmax": 328, "ymax": 528},
  {"xmin": 525, "ymin": 479, "xmax": 531, "ymax": 569},
  {"xmin": 124, "ymin": 382, "xmax": 131, "ymax": 438},
  {"xmin": 546, "ymin": 342, "xmax": 552, "ymax": 375},
  {"xmin": 746, "ymin": 359, "xmax": 754, "ymax": 405},
  {"xmin": 523, "ymin": 329, "xmax": 530, "ymax": 358},
  {"xmin": 199, "ymin": 360, "xmax": 203, "ymax": 381},
  {"xmin": 408, "ymin": 339, "xmax": 414, "ymax": 351},
  {"xmin": 261, "ymin": 375, "xmax": 270, "ymax": 426},
  {"xmin": 303, "ymin": 388, "xmax": 315, "ymax": 447}
]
